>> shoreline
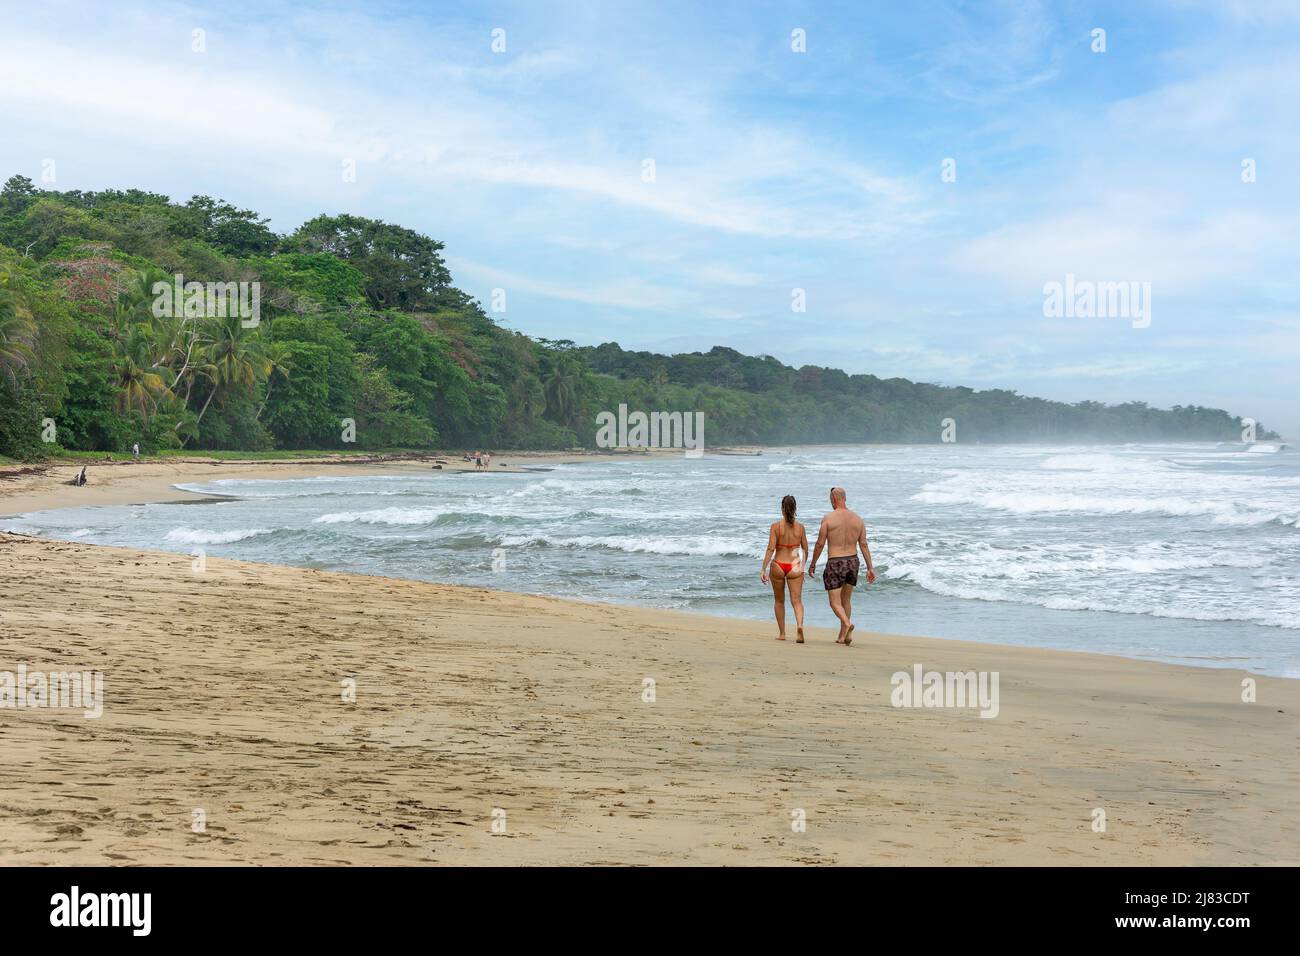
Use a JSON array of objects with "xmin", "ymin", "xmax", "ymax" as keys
[
  {"xmin": 2, "ymin": 452, "xmax": 1293, "ymax": 682},
  {"xmin": 0, "ymin": 450, "xmax": 638, "ymax": 516},
  {"xmin": 3, "ymin": 524, "xmax": 1285, "ymax": 681},
  {"xmin": 2, "ymin": 531, "xmax": 1296, "ymax": 865}
]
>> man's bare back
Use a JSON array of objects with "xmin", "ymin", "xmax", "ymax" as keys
[{"xmin": 821, "ymin": 507, "xmax": 865, "ymax": 558}]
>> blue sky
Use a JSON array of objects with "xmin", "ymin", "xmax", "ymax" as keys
[{"xmin": 1, "ymin": 0, "xmax": 1296, "ymax": 436}]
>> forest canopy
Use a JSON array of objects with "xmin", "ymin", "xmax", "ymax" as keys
[{"xmin": 0, "ymin": 174, "xmax": 1276, "ymax": 461}]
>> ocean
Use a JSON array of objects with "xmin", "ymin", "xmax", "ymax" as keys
[{"xmin": 6, "ymin": 442, "xmax": 1297, "ymax": 676}]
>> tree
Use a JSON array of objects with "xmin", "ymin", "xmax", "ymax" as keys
[
  {"xmin": 0, "ymin": 175, "xmax": 39, "ymax": 234},
  {"xmin": 12, "ymin": 199, "xmax": 110, "ymax": 259},
  {"xmin": 352, "ymin": 353, "xmax": 436, "ymax": 448},
  {"xmin": 285, "ymin": 214, "xmax": 451, "ymax": 310},
  {"xmin": 191, "ymin": 315, "xmax": 270, "ymax": 435},
  {"xmin": 0, "ymin": 267, "xmax": 36, "ymax": 382},
  {"xmin": 110, "ymin": 324, "xmax": 170, "ymax": 420},
  {"xmin": 181, "ymin": 196, "xmax": 279, "ymax": 256},
  {"xmin": 257, "ymin": 341, "xmax": 294, "ymax": 420},
  {"xmin": 260, "ymin": 340, "xmax": 338, "ymax": 447},
  {"xmin": 543, "ymin": 355, "xmax": 582, "ymax": 427}
]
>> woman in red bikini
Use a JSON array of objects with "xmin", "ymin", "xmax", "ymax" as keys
[{"xmin": 760, "ymin": 495, "xmax": 809, "ymax": 642}]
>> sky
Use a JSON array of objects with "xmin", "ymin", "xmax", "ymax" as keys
[{"xmin": 1, "ymin": 0, "xmax": 1296, "ymax": 437}]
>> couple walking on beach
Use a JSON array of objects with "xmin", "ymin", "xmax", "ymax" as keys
[{"xmin": 759, "ymin": 487, "xmax": 876, "ymax": 644}]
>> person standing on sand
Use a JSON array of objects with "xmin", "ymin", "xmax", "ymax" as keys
[
  {"xmin": 807, "ymin": 487, "xmax": 876, "ymax": 645},
  {"xmin": 760, "ymin": 495, "xmax": 809, "ymax": 642},
  {"xmin": 132, "ymin": 442, "xmax": 140, "ymax": 460}
]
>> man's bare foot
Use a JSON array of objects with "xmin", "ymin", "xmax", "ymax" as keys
[
  {"xmin": 843, "ymin": 624, "xmax": 854, "ymax": 646},
  {"xmin": 796, "ymin": 627, "xmax": 804, "ymax": 644},
  {"xmin": 776, "ymin": 634, "xmax": 786, "ymax": 641}
]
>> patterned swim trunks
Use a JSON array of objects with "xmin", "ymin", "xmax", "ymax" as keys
[{"xmin": 822, "ymin": 555, "xmax": 859, "ymax": 591}]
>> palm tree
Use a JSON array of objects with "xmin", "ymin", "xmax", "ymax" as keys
[
  {"xmin": 543, "ymin": 356, "xmax": 581, "ymax": 427},
  {"xmin": 128, "ymin": 269, "xmax": 206, "ymax": 399},
  {"xmin": 111, "ymin": 324, "xmax": 171, "ymax": 420},
  {"xmin": 192, "ymin": 314, "xmax": 270, "ymax": 429},
  {"xmin": 257, "ymin": 341, "xmax": 294, "ymax": 420}
]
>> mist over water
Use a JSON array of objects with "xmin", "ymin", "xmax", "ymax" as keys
[{"xmin": 7, "ymin": 443, "xmax": 1297, "ymax": 677}]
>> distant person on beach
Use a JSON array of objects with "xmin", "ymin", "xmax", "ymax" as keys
[
  {"xmin": 807, "ymin": 487, "xmax": 876, "ymax": 645},
  {"xmin": 132, "ymin": 442, "xmax": 140, "ymax": 460},
  {"xmin": 760, "ymin": 495, "xmax": 809, "ymax": 643}
]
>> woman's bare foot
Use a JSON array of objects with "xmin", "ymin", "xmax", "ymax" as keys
[
  {"xmin": 796, "ymin": 627, "xmax": 804, "ymax": 644},
  {"xmin": 776, "ymin": 633, "xmax": 786, "ymax": 640}
]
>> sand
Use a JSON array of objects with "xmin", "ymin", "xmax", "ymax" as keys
[
  {"xmin": 0, "ymin": 451, "xmax": 621, "ymax": 516},
  {"xmin": 1, "ymin": 517, "xmax": 1296, "ymax": 864},
  {"xmin": 1, "ymin": 456, "xmax": 1296, "ymax": 865}
]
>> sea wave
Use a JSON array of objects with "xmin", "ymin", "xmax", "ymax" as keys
[
  {"xmin": 886, "ymin": 562, "xmax": 1299, "ymax": 628},
  {"xmin": 767, "ymin": 457, "xmax": 893, "ymax": 474},
  {"xmin": 887, "ymin": 547, "xmax": 1265, "ymax": 579},
  {"xmin": 1038, "ymin": 453, "xmax": 1158, "ymax": 472},
  {"xmin": 163, "ymin": 526, "xmax": 275, "ymax": 544},
  {"xmin": 505, "ymin": 476, "xmax": 656, "ymax": 499},
  {"xmin": 175, "ymin": 481, "xmax": 414, "ymax": 500},
  {"xmin": 498, "ymin": 533, "xmax": 757, "ymax": 557},
  {"xmin": 314, "ymin": 507, "xmax": 453, "ymax": 525},
  {"xmin": 912, "ymin": 487, "xmax": 1288, "ymax": 525}
]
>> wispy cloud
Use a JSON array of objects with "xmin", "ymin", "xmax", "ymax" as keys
[{"xmin": 0, "ymin": 0, "xmax": 1295, "ymax": 434}]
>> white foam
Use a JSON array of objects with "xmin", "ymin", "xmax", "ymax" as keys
[
  {"xmin": 176, "ymin": 480, "xmax": 409, "ymax": 499},
  {"xmin": 919, "ymin": 488, "xmax": 1240, "ymax": 520},
  {"xmin": 163, "ymin": 526, "xmax": 274, "ymax": 544},
  {"xmin": 499, "ymin": 533, "xmax": 756, "ymax": 557},
  {"xmin": 887, "ymin": 561, "xmax": 1299, "ymax": 628},
  {"xmin": 314, "ymin": 507, "xmax": 452, "ymax": 525},
  {"xmin": 1038, "ymin": 453, "xmax": 1156, "ymax": 472}
]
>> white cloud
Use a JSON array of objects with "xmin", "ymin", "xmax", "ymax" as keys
[{"xmin": 447, "ymin": 257, "xmax": 690, "ymax": 312}]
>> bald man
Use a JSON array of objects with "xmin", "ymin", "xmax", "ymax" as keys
[{"xmin": 807, "ymin": 487, "xmax": 876, "ymax": 645}]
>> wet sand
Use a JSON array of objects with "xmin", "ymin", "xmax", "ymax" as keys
[{"xmin": 1, "ymin": 529, "xmax": 1295, "ymax": 865}]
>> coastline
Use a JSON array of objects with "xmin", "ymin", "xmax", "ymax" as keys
[
  {"xmin": 1, "ymin": 530, "xmax": 1297, "ymax": 865},
  {"xmin": 0, "ymin": 450, "xmax": 635, "ymax": 516}
]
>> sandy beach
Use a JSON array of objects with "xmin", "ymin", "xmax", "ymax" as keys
[
  {"xmin": 1, "ymin": 458, "xmax": 1296, "ymax": 865},
  {"xmin": 0, "ymin": 450, "xmax": 680, "ymax": 515}
]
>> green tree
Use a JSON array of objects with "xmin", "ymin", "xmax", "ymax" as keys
[
  {"xmin": 257, "ymin": 340, "xmax": 295, "ymax": 420},
  {"xmin": 285, "ymin": 214, "xmax": 451, "ymax": 310},
  {"xmin": 192, "ymin": 315, "xmax": 270, "ymax": 434},
  {"xmin": 180, "ymin": 196, "xmax": 279, "ymax": 256},
  {"xmin": 110, "ymin": 324, "xmax": 170, "ymax": 420},
  {"xmin": 0, "ymin": 267, "xmax": 36, "ymax": 380},
  {"xmin": 543, "ymin": 354, "xmax": 583, "ymax": 427}
]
